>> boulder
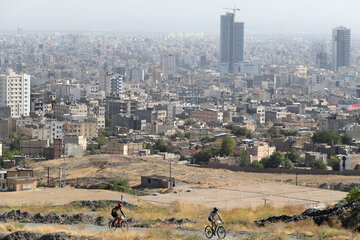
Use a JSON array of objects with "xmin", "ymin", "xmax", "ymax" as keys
[{"xmin": 2, "ymin": 231, "xmax": 42, "ymax": 240}]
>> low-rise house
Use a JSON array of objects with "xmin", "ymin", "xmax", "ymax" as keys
[
  {"xmin": 141, "ymin": 175, "xmax": 175, "ymax": 189},
  {"xmin": 100, "ymin": 144, "xmax": 128, "ymax": 155},
  {"xmin": 305, "ymin": 152, "xmax": 327, "ymax": 167},
  {"xmin": 6, "ymin": 168, "xmax": 37, "ymax": 191},
  {"xmin": 246, "ymin": 141, "xmax": 276, "ymax": 162}
]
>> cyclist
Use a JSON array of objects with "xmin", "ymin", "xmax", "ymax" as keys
[
  {"xmin": 208, "ymin": 207, "xmax": 223, "ymax": 230},
  {"xmin": 111, "ymin": 202, "xmax": 126, "ymax": 227}
]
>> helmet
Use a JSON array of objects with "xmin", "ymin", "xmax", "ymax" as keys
[
  {"xmin": 118, "ymin": 202, "xmax": 123, "ymax": 208},
  {"xmin": 213, "ymin": 207, "xmax": 218, "ymax": 212}
]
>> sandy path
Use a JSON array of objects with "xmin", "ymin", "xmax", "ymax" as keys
[{"xmin": 0, "ymin": 188, "xmax": 136, "ymax": 206}]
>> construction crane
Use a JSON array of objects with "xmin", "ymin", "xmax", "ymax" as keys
[{"xmin": 223, "ymin": 7, "xmax": 240, "ymax": 16}]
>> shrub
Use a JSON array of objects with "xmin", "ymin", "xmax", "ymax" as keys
[
  {"xmin": 99, "ymin": 179, "xmax": 134, "ymax": 194},
  {"xmin": 311, "ymin": 159, "xmax": 327, "ymax": 170},
  {"xmin": 328, "ymin": 156, "xmax": 340, "ymax": 171},
  {"xmin": 345, "ymin": 187, "xmax": 360, "ymax": 202},
  {"xmin": 251, "ymin": 160, "xmax": 263, "ymax": 168}
]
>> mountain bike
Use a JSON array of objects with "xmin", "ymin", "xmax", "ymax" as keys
[
  {"xmin": 108, "ymin": 216, "xmax": 129, "ymax": 231},
  {"xmin": 204, "ymin": 221, "xmax": 226, "ymax": 239}
]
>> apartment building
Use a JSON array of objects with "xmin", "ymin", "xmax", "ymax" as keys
[
  {"xmin": 0, "ymin": 69, "xmax": 30, "ymax": 118},
  {"xmin": 63, "ymin": 121, "xmax": 98, "ymax": 139},
  {"xmin": 190, "ymin": 109, "xmax": 223, "ymax": 123}
]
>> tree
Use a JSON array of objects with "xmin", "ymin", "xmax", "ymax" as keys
[
  {"xmin": 261, "ymin": 151, "xmax": 285, "ymax": 168},
  {"xmin": 238, "ymin": 149, "xmax": 251, "ymax": 167},
  {"xmin": 9, "ymin": 132, "xmax": 20, "ymax": 151},
  {"xmin": 200, "ymin": 136, "xmax": 211, "ymax": 143},
  {"xmin": 283, "ymin": 158, "xmax": 294, "ymax": 169},
  {"xmin": 231, "ymin": 127, "xmax": 253, "ymax": 138},
  {"xmin": 185, "ymin": 119, "xmax": 195, "ymax": 126},
  {"xmin": 221, "ymin": 136, "xmax": 236, "ymax": 156},
  {"xmin": 328, "ymin": 156, "xmax": 340, "ymax": 171},
  {"xmin": 285, "ymin": 148, "xmax": 301, "ymax": 163},
  {"xmin": 170, "ymin": 131, "xmax": 185, "ymax": 141},
  {"xmin": 96, "ymin": 136, "xmax": 107, "ymax": 148},
  {"xmin": 311, "ymin": 130, "xmax": 341, "ymax": 145},
  {"xmin": 251, "ymin": 160, "xmax": 263, "ymax": 168},
  {"xmin": 341, "ymin": 134, "xmax": 353, "ymax": 145},
  {"xmin": 311, "ymin": 159, "xmax": 327, "ymax": 170},
  {"xmin": 184, "ymin": 132, "xmax": 190, "ymax": 139},
  {"xmin": 153, "ymin": 138, "xmax": 167, "ymax": 153},
  {"xmin": 193, "ymin": 147, "xmax": 212, "ymax": 163}
]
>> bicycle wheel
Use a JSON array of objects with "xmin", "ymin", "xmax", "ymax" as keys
[
  {"xmin": 204, "ymin": 226, "xmax": 214, "ymax": 238},
  {"xmin": 217, "ymin": 226, "xmax": 226, "ymax": 239},
  {"xmin": 108, "ymin": 220, "xmax": 114, "ymax": 229},
  {"xmin": 120, "ymin": 221, "xmax": 129, "ymax": 231}
]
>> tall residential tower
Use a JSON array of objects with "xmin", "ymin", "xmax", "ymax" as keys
[
  {"xmin": 0, "ymin": 69, "xmax": 31, "ymax": 118},
  {"xmin": 332, "ymin": 26, "xmax": 351, "ymax": 72},
  {"xmin": 219, "ymin": 13, "xmax": 244, "ymax": 74}
]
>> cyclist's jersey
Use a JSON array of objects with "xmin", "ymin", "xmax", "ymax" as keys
[
  {"xmin": 111, "ymin": 207, "xmax": 125, "ymax": 218},
  {"xmin": 209, "ymin": 211, "xmax": 223, "ymax": 221},
  {"xmin": 111, "ymin": 207, "xmax": 118, "ymax": 217}
]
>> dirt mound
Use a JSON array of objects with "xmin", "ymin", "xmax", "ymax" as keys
[
  {"xmin": 0, "ymin": 210, "xmax": 101, "ymax": 226},
  {"xmin": 156, "ymin": 218, "xmax": 197, "ymax": 225},
  {"xmin": 255, "ymin": 198, "xmax": 360, "ymax": 231},
  {"xmin": 0, "ymin": 231, "xmax": 93, "ymax": 240},
  {"xmin": 68, "ymin": 200, "xmax": 137, "ymax": 210},
  {"xmin": 320, "ymin": 183, "xmax": 360, "ymax": 192}
]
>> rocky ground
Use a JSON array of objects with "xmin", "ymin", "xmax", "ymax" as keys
[
  {"xmin": 255, "ymin": 198, "xmax": 360, "ymax": 231},
  {"xmin": 319, "ymin": 182, "xmax": 360, "ymax": 192},
  {"xmin": 0, "ymin": 231, "xmax": 94, "ymax": 240}
]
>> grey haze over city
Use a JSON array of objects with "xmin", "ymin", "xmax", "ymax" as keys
[{"xmin": 1, "ymin": 0, "xmax": 360, "ymax": 36}]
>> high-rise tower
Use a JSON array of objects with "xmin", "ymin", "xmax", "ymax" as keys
[
  {"xmin": 219, "ymin": 12, "xmax": 244, "ymax": 74},
  {"xmin": 0, "ymin": 69, "xmax": 31, "ymax": 118},
  {"xmin": 332, "ymin": 26, "xmax": 351, "ymax": 72}
]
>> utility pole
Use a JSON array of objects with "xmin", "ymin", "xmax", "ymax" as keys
[
  {"xmin": 47, "ymin": 166, "xmax": 50, "ymax": 187},
  {"xmin": 59, "ymin": 168, "xmax": 62, "ymax": 188},
  {"xmin": 63, "ymin": 154, "xmax": 66, "ymax": 187},
  {"xmin": 169, "ymin": 157, "xmax": 172, "ymax": 191}
]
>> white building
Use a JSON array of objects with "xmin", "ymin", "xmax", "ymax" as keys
[
  {"xmin": 45, "ymin": 121, "xmax": 63, "ymax": 144},
  {"xmin": 110, "ymin": 75, "xmax": 124, "ymax": 96},
  {"xmin": 0, "ymin": 69, "xmax": 31, "ymax": 118},
  {"xmin": 130, "ymin": 69, "xmax": 145, "ymax": 82},
  {"xmin": 161, "ymin": 54, "xmax": 177, "ymax": 75},
  {"xmin": 234, "ymin": 59, "xmax": 263, "ymax": 75},
  {"xmin": 308, "ymin": 73, "xmax": 328, "ymax": 93}
]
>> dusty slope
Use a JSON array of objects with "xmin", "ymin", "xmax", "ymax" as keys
[{"xmin": 30, "ymin": 154, "xmax": 360, "ymax": 189}]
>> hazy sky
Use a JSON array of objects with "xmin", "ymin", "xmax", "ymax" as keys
[{"xmin": 1, "ymin": 0, "xmax": 359, "ymax": 35}]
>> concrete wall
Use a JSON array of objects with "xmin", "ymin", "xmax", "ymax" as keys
[{"xmin": 7, "ymin": 178, "xmax": 37, "ymax": 191}]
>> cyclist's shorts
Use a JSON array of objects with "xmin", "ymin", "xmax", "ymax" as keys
[{"xmin": 208, "ymin": 217, "xmax": 214, "ymax": 222}]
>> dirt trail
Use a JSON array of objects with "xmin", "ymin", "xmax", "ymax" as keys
[{"xmin": 0, "ymin": 222, "xmax": 304, "ymax": 240}]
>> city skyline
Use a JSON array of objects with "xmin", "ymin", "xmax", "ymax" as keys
[{"xmin": 1, "ymin": 0, "xmax": 360, "ymax": 36}]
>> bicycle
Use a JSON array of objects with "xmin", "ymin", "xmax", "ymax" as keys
[
  {"xmin": 204, "ymin": 221, "xmax": 226, "ymax": 239},
  {"xmin": 108, "ymin": 216, "xmax": 129, "ymax": 231}
]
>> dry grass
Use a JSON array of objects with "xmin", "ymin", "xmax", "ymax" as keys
[
  {"xmin": 30, "ymin": 154, "xmax": 360, "ymax": 189},
  {"xmin": 1, "ymin": 201, "xmax": 359, "ymax": 239},
  {"xmin": 0, "ymin": 203, "xmax": 91, "ymax": 215},
  {"xmin": 0, "ymin": 223, "xmax": 144, "ymax": 240}
]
